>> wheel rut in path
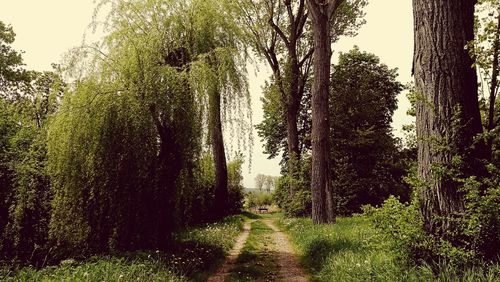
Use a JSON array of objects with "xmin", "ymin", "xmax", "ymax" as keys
[
  {"xmin": 262, "ymin": 219, "xmax": 309, "ymax": 282},
  {"xmin": 207, "ymin": 220, "xmax": 254, "ymax": 282}
]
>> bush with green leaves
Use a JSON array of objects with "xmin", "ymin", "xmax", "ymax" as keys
[
  {"xmin": 271, "ymin": 155, "xmax": 312, "ymax": 216},
  {"xmin": 179, "ymin": 155, "xmax": 245, "ymax": 225},
  {"xmin": 246, "ymin": 191, "xmax": 273, "ymax": 209},
  {"xmin": 273, "ymin": 176, "xmax": 311, "ymax": 217},
  {"xmin": 366, "ymin": 162, "xmax": 500, "ymax": 267}
]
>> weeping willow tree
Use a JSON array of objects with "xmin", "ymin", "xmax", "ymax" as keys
[
  {"xmin": 47, "ymin": 0, "xmax": 251, "ymax": 254},
  {"xmin": 187, "ymin": 0, "xmax": 251, "ymax": 219}
]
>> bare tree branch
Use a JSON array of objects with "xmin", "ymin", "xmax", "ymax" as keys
[
  {"xmin": 299, "ymin": 48, "xmax": 314, "ymax": 67},
  {"xmin": 268, "ymin": 18, "xmax": 290, "ymax": 47}
]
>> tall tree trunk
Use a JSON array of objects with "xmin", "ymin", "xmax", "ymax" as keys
[
  {"xmin": 487, "ymin": 9, "xmax": 500, "ymax": 160},
  {"xmin": 209, "ymin": 82, "xmax": 228, "ymax": 220},
  {"xmin": 285, "ymin": 51, "xmax": 302, "ymax": 194},
  {"xmin": 413, "ymin": 0, "xmax": 485, "ymax": 234},
  {"xmin": 307, "ymin": 0, "xmax": 338, "ymax": 224}
]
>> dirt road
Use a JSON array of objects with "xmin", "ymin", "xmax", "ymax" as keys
[{"xmin": 207, "ymin": 217, "xmax": 308, "ymax": 282}]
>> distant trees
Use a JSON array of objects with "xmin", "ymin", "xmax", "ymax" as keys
[
  {"xmin": 254, "ymin": 174, "xmax": 265, "ymax": 190},
  {"xmin": 254, "ymin": 174, "xmax": 279, "ymax": 192}
]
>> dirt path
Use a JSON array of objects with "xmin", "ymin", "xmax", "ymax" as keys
[
  {"xmin": 207, "ymin": 220, "xmax": 254, "ymax": 282},
  {"xmin": 207, "ymin": 217, "xmax": 308, "ymax": 282},
  {"xmin": 262, "ymin": 219, "xmax": 309, "ymax": 282}
]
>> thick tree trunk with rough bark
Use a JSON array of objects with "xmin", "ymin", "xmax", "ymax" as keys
[
  {"xmin": 209, "ymin": 83, "xmax": 228, "ymax": 219},
  {"xmin": 307, "ymin": 0, "xmax": 339, "ymax": 224},
  {"xmin": 413, "ymin": 0, "xmax": 485, "ymax": 233}
]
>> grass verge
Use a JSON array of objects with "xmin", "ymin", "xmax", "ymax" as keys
[
  {"xmin": 1, "ymin": 215, "xmax": 245, "ymax": 282},
  {"xmin": 278, "ymin": 215, "xmax": 500, "ymax": 282}
]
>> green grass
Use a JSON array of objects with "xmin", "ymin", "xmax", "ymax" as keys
[
  {"xmin": 227, "ymin": 220, "xmax": 279, "ymax": 281},
  {"xmin": 1, "ymin": 215, "xmax": 245, "ymax": 282},
  {"xmin": 4, "ymin": 256, "xmax": 185, "ymax": 282},
  {"xmin": 278, "ymin": 215, "xmax": 500, "ymax": 282}
]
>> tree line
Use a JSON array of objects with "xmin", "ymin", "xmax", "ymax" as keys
[{"xmin": 0, "ymin": 0, "xmax": 498, "ymax": 270}]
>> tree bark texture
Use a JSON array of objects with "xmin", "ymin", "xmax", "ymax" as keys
[
  {"xmin": 209, "ymin": 82, "xmax": 229, "ymax": 220},
  {"xmin": 307, "ymin": 0, "xmax": 338, "ymax": 224},
  {"xmin": 413, "ymin": 0, "xmax": 485, "ymax": 233}
]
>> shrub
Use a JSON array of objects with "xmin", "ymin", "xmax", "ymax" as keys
[
  {"xmin": 273, "ymin": 158, "xmax": 312, "ymax": 217},
  {"xmin": 246, "ymin": 191, "xmax": 273, "ymax": 209},
  {"xmin": 227, "ymin": 158, "xmax": 245, "ymax": 214},
  {"xmin": 366, "ymin": 162, "xmax": 500, "ymax": 268}
]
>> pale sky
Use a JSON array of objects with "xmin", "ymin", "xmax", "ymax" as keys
[{"xmin": 0, "ymin": 0, "xmax": 414, "ymax": 188}]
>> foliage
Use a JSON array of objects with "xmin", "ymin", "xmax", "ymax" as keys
[
  {"xmin": 227, "ymin": 157, "xmax": 246, "ymax": 215},
  {"xmin": 44, "ymin": 0, "xmax": 250, "ymax": 257},
  {"xmin": 246, "ymin": 191, "xmax": 273, "ymax": 209},
  {"xmin": 278, "ymin": 214, "xmax": 500, "ymax": 281},
  {"xmin": 329, "ymin": 47, "xmax": 410, "ymax": 214},
  {"xmin": 47, "ymin": 80, "xmax": 161, "ymax": 254},
  {"xmin": 256, "ymin": 79, "xmax": 311, "ymax": 161},
  {"xmin": 259, "ymin": 47, "xmax": 411, "ymax": 216},
  {"xmin": 366, "ymin": 160, "xmax": 500, "ymax": 267},
  {"xmin": 272, "ymin": 157, "xmax": 312, "ymax": 216},
  {"xmin": 0, "ymin": 21, "xmax": 30, "ymax": 98},
  {"xmin": 469, "ymin": 0, "xmax": 500, "ymax": 162},
  {"xmin": 470, "ymin": 0, "xmax": 499, "ymax": 75},
  {"xmin": 0, "ymin": 19, "xmax": 65, "ymax": 263}
]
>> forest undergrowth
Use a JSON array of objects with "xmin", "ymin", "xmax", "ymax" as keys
[{"xmin": 0, "ymin": 215, "xmax": 245, "ymax": 281}]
